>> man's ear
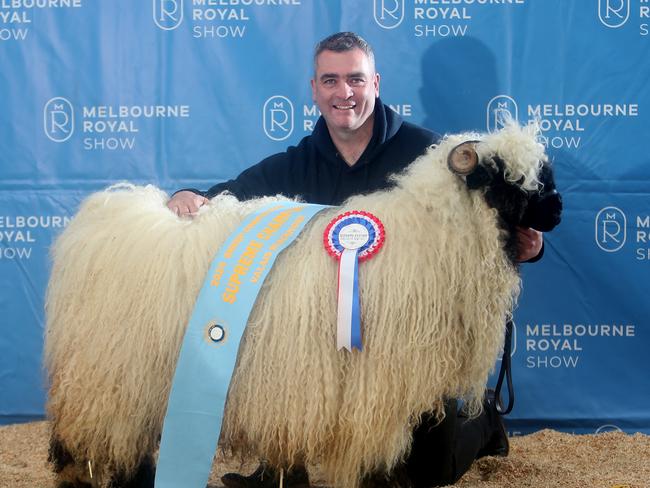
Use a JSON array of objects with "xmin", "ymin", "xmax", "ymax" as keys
[
  {"xmin": 310, "ymin": 78, "xmax": 317, "ymax": 102},
  {"xmin": 374, "ymin": 72, "xmax": 381, "ymax": 98}
]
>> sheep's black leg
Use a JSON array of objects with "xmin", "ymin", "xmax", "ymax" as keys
[
  {"xmin": 108, "ymin": 456, "xmax": 155, "ymax": 488},
  {"xmin": 49, "ymin": 435, "xmax": 75, "ymax": 474},
  {"xmin": 49, "ymin": 435, "xmax": 92, "ymax": 487}
]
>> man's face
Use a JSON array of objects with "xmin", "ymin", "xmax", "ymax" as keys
[{"xmin": 311, "ymin": 48, "xmax": 380, "ymax": 135}]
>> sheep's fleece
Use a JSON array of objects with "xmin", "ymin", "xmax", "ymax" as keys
[{"xmin": 45, "ymin": 124, "xmax": 549, "ymax": 487}]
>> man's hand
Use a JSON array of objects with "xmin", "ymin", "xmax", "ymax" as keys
[
  {"xmin": 166, "ymin": 191, "xmax": 209, "ymax": 218},
  {"xmin": 516, "ymin": 227, "xmax": 543, "ymax": 262}
]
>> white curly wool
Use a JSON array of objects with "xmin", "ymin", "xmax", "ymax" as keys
[{"xmin": 45, "ymin": 124, "xmax": 543, "ymax": 487}]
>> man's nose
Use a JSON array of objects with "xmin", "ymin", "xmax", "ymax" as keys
[{"xmin": 337, "ymin": 81, "xmax": 353, "ymax": 98}]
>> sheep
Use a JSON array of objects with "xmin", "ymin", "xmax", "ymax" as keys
[{"xmin": 44, "ymin": 122, "xmax": 561, "ymax": 488}]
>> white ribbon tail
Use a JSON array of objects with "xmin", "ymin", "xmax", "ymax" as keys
[{"xmin": 337, "ymin": 248, "xmax": 358, "ymax": 351}]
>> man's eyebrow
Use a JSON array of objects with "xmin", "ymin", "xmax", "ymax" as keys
[
  {"xmin": 319, "ymin": 72, "xmax": 367, "ymax": 81},
  {"xmin": 320, "ymin": 73, "xmax": 339, "ymax": 80}
]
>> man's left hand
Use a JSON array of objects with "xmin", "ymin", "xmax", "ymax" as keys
[{"xmin": 516, "ymin": 227, "xmax": 543, "ymax": 262}]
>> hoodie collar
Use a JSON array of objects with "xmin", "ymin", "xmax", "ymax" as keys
[{"xmin": 312, "ymin": 98, "xmax": 404, "ymax": 167}]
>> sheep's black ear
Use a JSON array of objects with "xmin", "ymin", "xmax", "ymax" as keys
[
  {"xmin": 448, "ymin": 141, "xmax": 480, "ymax": 176},
  {"xmin": 465, "ymin": 165, "xmax": 493, "ymax": 189}
]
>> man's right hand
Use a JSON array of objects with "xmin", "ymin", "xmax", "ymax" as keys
[{"xmin": 166, "ymin": 190, "xmax": 209, "ymax": 218}]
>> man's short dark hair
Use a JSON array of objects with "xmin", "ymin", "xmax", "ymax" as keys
[{"xmin": 313, "ymin": 32, "xmax": 375, "ymax": 72}]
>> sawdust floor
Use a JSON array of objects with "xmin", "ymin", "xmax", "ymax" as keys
[{"xmin": 1, "ymin": 421, "xmax": 648, "ymax": 488}]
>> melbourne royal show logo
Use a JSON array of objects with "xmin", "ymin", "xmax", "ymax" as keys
[
  {"xmin": 598, "ymin": 0, "xmax": 630, "ymax": 28},
  {"xmin": 263, "ymin": 95, "xmax": 294, "ymax": 141},
  {"xmin": 44, "ymin": 97, "xmax": 74, "ymax": 142},
  {"xmin": 595, "ymin": 206, "xmax": 627, "ymax": 252},
  {"xmin": 373, "ymin": 0, "xmax": 405, "ymax": 29},
  {"xmin": 595, "ymin": 424, "xmax": 623, "ymax": 434},
  {"xmin": 153, "ymin": 0, "xmax": 184, "ymax": 30},
  {"xmin": 486, "ymin": 95, "xmax": 518, "ymax": 133}
]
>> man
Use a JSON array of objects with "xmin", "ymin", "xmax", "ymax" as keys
[{"xmin": 167, "ymin": 32, "xmax": 542, "ymax": 487}]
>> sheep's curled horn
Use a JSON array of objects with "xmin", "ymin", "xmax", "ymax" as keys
[
  {"xmin": 447, "ymin": 140, "xmax": 480, "ymax": 176},
  {"xmin": 447, "ymin": 140, "xmax": 562, "ymax": 232}
]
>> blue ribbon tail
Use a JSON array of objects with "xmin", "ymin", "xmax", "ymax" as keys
[{"xmin": 350, "ymin": 252, "xmax": 362, "ymax": 350}]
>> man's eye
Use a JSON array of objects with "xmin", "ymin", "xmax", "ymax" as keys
[
  {"xmin": 323, "ymin": 79, "xmax": 336, "ymax": 85},
  {"xmin": 350, "ymin": 78, "xmax": 365, "ymax": 85}
]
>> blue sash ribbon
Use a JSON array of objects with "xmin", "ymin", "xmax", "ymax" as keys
[{"xmin": 155, "ymin": 201, "xmax": 329, "ymax": 488}]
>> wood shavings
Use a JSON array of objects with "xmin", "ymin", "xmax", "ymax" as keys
[{"xmin": 1, "ymin": 423, "xmax": 648, "ymax": 488}]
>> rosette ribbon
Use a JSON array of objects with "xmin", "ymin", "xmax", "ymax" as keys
[{"xmin": 324, "ymin": 211, "xmax": 385, "ymax": 351}]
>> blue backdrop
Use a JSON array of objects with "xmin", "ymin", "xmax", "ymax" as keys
[{"xmin": 1, "ymin": 0, "xmax": 649, "ymax": 436}]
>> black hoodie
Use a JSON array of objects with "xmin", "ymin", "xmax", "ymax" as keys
[{"xmin": 200, "ymin": 100, "xmax": 439, "ymax": 205}]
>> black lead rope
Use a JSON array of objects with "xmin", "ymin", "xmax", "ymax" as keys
[{"xmin": 494, "ymin": 319, "xmax": 515, "ymax": 415}]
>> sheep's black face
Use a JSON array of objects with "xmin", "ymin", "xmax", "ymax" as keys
[
  {"xmin": 482, "ymin": 155, "xmax": 531, "ymax": 229},
  {"xmin": 448, "ymin": 141, "xmax": 562, "ymax": 232},
  {"xmin": 448, "ymin": 142, "xmax": 533, "ymax": 228},
  {"xmin": 448, "ymin": 140, "xmax": 563, "ymax": 262}
]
